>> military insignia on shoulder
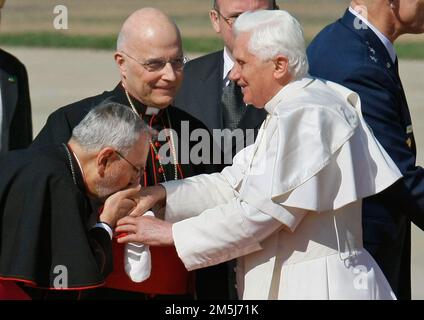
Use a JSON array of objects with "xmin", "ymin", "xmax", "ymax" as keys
[
  {"xmin": 406, "ymin": 138, "xmax": 412, "ymax": 149},
  {"xmin": 8, "ymin": 76, "xmax": 17, "ymax": 83},
  {"xmin": 370, "ymin": 56, "xmax": 378, "ymax": 63},
  {"xmin": 367, "ymin": 45, "xmax": 378, "ymax": 63}
]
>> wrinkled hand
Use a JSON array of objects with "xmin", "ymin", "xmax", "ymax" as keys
[
  {"xmin": 115, "ymin": 215, "xmax": 174, "ymax": 246},
  {"xmin": 129, "ymin": 185, "xmax": 167, "ymax": 217},
  {"xmin": 100, "ymin": 185, "xmax": 141, "ymax": 227}
]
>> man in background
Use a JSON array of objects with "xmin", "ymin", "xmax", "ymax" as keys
[
  {"xmin": 32, "ymin": 8, "xmax": 213, "ymax": 299},
  {"xmin": 0, "ymin": 0, "xmax": 32, "ymax": 154},
  {"xmin": 0, "ymin": 103, "xmax": 150, "ymax": 299},
  {"xmin": 173, "ymin": 0, "xmax": 278, "ymax": 299},
  {"xmin": 307, "ymin": 0, "xmax": 424, "ymax": 299}
]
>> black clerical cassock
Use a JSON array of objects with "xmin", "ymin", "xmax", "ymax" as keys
[
  {"xmin": 0, "ymin": 144, "xmax": 112, "ymax": 295},
  {"xmin": 30, "ymin": 83, "xmax": 216, "ymax": 297}
]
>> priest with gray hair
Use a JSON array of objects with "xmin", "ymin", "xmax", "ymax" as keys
[
  {"xmin": 0, "ymin": 102, "xmax": 152, "ymax": 299},
  {"xmin": 117, "ymin": 10, "xmax": 401, "ymax": 299}
]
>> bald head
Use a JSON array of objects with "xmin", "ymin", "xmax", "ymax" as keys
[
  {"xmin": 117, "ymin": 8, "xmax": 181, "ymax": 52},
  {"xmin": 114, "ymin": 8, "xmax": 184, "ymax": 109}
]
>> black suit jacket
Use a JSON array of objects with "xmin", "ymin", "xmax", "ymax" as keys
[
  {"xmin": 174, "ymin": 51, "xmax": 267, "ymax": 299},
  {"xmin": 307, "ymin": 10, "xmax": 424, "ymax": 300},
  {"xmin": 0, "ymin": 49, "xmax": 32, "ymax": 153},
  {"xmin": 174, "ymin": 50, "xmax": 267, "ymax": 169},
  {"xmin": 32, "ymin": 84, "xmax": 213, "ymax": 179}
]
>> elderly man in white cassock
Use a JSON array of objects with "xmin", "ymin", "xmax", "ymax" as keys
[{"xmin": 115, "ymin": 10, "xmax": 402, "ymax": 300}]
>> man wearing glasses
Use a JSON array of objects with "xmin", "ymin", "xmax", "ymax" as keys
[
  {"xmin": 32, "ymin": 8, "xmax": 213, "ymax": 299},
  {"xmin": 0, "ymin": 0, "xmax": 32, "ymax": 154},
  {"xmin": 0, "ymin": 103, "xmax": 151, "ymax": 299},
  {"xmin": 175, "ymin": 0, "xmax": 278, "ymax": 152},
  {"xmin": 173, "ymin": 0, "xmax": 278, "ymax": 300}
]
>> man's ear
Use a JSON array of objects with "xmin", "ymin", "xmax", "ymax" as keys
[
  {"xmin": 114, "ymin": 51, "xmax": 127, "ymax": 76},
  {"xmin": 273, "ymin": 55, "xmax": 289, "ymax": 80},
  {"xmin": 97, "ymin": 147, "xmax": 115, "ymax": 177},
  {"xmin": 209, "ymin": 9, "xmax": 221, "ymax": 33}
]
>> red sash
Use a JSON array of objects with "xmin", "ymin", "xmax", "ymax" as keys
[{"xmin": 105, "ymin": 241, "xmax": 192, "ymax": 295}]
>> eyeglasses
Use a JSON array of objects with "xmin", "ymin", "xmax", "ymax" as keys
[
  {"xmin": 121, "ymin": 51, "xmax": 187, "ymax": 72},
  {"xmin": 115, "ymin": 150, "xmax": 143, "ymax": 175},
  {"xmin": 213, "ymin": 8, "xmax": 240, "ymax": 27}
]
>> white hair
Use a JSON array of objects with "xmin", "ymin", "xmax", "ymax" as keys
[
  {"xmin": 71, "ymin": 103, "xmax": 153, "ymax": 155},
  {"xmin": 233, "ymin": 10, "xmax": 309, "ymax": 79}
]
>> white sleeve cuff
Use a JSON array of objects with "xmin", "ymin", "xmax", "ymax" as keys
[{"xmin": 93, "ymin": 222, "xmax": 113, "ymax": 240}]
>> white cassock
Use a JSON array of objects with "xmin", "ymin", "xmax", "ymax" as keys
[{"xmin": 162, "ymin": 77, "xmax": 401, "ymax": 300}]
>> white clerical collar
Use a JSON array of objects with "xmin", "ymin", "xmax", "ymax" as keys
[
  {"xmin": 264, "ymin": 77, "xmax": 315, "ymax": 114},
  {"xmin": 223, "ymin": 46, "xmax": 235, "ymax": 82},
  {"xmin": 145, "ymin": 107, "xmax": 160, "ymax": 116},
  {"xmin": 349, "ymin": 6, "xmax": 397, "ymax": 63}
]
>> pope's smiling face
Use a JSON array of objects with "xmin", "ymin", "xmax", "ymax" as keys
[{"xmin": 229, "ymin": 32, "xmax": 280, "ymax": 108}]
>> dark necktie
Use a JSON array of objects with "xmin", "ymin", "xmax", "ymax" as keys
[
  {"xmin": 221, "ymin": 80, "xmax": 245, "ymax": 130},
  {"xmin": 394, "ymin": 57, "xmax": 406, "ymax": 98},
  {"xmin": 394, "ymin": 57, "xmax": 400, "ymax": 79}
]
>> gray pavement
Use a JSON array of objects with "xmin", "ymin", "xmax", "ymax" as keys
[{"xmin": 5, "ymin": 46, "xmax": 424, "ymax": 299}]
